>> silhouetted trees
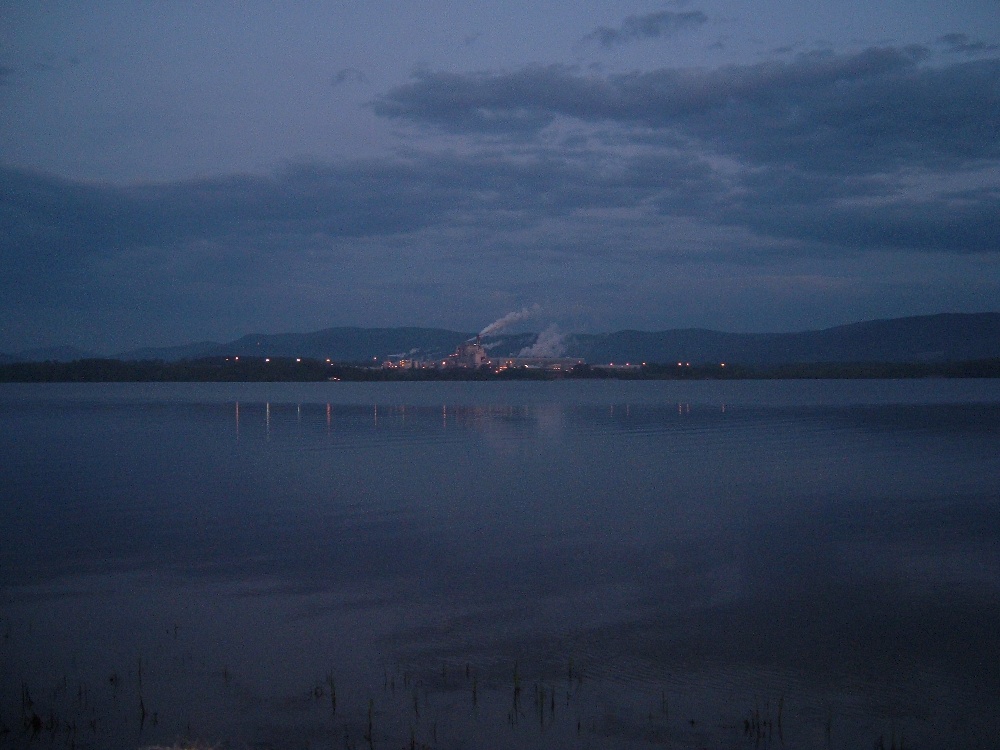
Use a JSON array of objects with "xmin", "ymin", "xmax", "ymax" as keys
[{"xmin": 1, "ymin": 356, "xmax": 998, "ymax": 382}]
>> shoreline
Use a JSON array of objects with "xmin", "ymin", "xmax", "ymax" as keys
[{"xmin": 2, "ymin": 356, "xmax": 999, "ymax": 382}]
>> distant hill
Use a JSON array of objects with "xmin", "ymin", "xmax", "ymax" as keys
[
  {"xmin": 5, "ymin": 313, "xmax": 998, "ymax": 366},
  {"xmin": 115, "ymin": 328, "xmax": 536, "ymax": 363},
  {"xmin": 0, "ymin": 345, "xmax": 98, "ymax": 363},
  {"xmin": 117, "ymin": 341, "xmax": 223, "ymax": 361},
  {"xmin": 568, "ymin": 313, "xmax": 1000, "ymax": 366},
  {"xmin": 219, "ymin": 327, "xmax": 474, "ymax": 362}
]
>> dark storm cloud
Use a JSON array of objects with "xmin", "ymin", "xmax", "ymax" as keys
[
  {"xmin": 584, "ymin": 10, "xmax": 709, "ymax": 47},
  {"xmin": 375, "ymin": 47, "xmax": 1000, "ymax": 175}
]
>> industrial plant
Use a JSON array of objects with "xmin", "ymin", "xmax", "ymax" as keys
[{"xmin": 381, "ymin": 336, "xmax": 585, "ymax": 373}]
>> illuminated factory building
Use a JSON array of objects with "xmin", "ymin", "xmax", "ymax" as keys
[{"xmin": 382, "ymin": 336, "xmax": 584, "ymax": 372}]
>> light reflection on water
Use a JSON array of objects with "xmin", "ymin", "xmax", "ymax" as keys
[{"xmin": 1, "ymin": 381, "xmax": 999, "ymax": 749}]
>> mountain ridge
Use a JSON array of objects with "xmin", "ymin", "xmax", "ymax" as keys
[{"xmin": 2, "ymin": 313, "xmax": 998, "ymax": 366}]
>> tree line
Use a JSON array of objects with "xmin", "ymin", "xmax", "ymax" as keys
[{"xmin": 2, "ymin": 356, "xmax": 999, "ymax": 382}]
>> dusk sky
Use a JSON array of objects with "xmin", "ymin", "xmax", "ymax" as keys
[{"xmin": 3, "ymin": 1, "xmax": 999, "ymax": 354}]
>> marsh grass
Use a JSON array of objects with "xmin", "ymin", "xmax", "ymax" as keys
[{"xmin": 4, "ymin": 624, "xmax": 925, "ymax": 750}]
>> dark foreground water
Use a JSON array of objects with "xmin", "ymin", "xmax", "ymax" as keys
[{"xmin": 1, "ymin": 380, "xmax": 999, "ymax": 749}]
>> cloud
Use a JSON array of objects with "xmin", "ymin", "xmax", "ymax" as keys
[
  {"xmin": 332, "ymin": 67, "xmax": 367, "ymax": 87},
  {"xmin": 722, "ymin": 178, "xmax": 1000, "ymax": 255},
  {"xmin": 5, "ymin": 36, "xmax": 1000, "ymax": 352},
  {"xmin": 584, "ymin": 10, "xmax": 708, "ymax": 47},
  {"xmin": 374, "ymin": 47, "xmax": 1000, "ymax": 175},
  {"xmin": 938, "ymin": 33, "xmax": 1000, "ymax": 55},
  {"xmin": 0, "ymin": 157, "xmax": 497, "ymax": 254},
  {"xmin": 372, "ymin": 67, "xmax": 565, "ymax": 134},
  {"xmin": 0, "ymin": 151, "xmax": 664, "ymax": 298},
  {"xmin": 4, "ymin": 117, "xmax": 997, "ymax": 317},
  {"xmin": 3, "ymin": 154, "xmax": 996, "ymax": 352}
]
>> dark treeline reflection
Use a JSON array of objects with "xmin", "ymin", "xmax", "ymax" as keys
[{"xmin": 1, "ymin": 385, "xmax": 998, "ymax": 749}]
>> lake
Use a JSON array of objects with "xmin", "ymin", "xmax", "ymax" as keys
[{"xmin": 2, "ymin": 380, "xmax": 999, "ymax": 749}]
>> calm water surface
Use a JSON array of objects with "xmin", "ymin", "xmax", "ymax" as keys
[{"xmin": 1, "ymin": 380, "xmax": 999, "ymax": 749}]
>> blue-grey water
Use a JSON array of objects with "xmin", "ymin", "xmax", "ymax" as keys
[{"xmin": 1, "ymin": 380, "xmax": 998, "ymax": 749}]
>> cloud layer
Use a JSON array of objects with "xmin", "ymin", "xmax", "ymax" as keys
[
  {"xmin": 584, "ymin": 10, "xmax": 709, "ymax": 47},
  {"xmin": 375, "ymin": 47, "xmax": 1000, "ymax": 174},
  {"xmin": 3, "ymin": 23, "xmax": 999, "ymax": 352}
]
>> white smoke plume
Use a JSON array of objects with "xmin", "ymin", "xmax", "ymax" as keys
[
  {"xmin": 518, "ymin": 324, "xmax": 567, "ymax": 357},
  {"xmin": 478, "ymin": 305, "xmax": 540, "ymax": 337},
  {"xmin": 386, "ymin": 347, "xmax": 420, "ymax": 358}
]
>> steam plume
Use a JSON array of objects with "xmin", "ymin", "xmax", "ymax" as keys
[
  {"xmin": 478, "ymin": 305, "xmax": 540, "ymax": 337},
  {"xmin": 518, "ymin": 324, "xmax": 566, "ymax": 357}
]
